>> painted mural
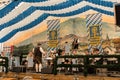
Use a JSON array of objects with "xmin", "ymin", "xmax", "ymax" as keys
[{"xmin": 0, "ymin": 0, "xmax": 120, "ymax": 54}]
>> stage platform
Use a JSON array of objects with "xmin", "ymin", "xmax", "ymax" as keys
[{"xmin": 0, "ymin": 72, "xmax": 120, "ymax": 80}]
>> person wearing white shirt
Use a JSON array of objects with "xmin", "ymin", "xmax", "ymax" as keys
[
  {"xmin": 64, "ymin": 41, "xmax": 71, "ymax": 55},
  {"xmin": 26, "ymin": 51, "xmax": 34, "ymax": 70}
]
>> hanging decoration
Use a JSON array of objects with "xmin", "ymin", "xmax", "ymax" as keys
[{"xmin": 86, "ymin": 13, "xmax": 103, "ymax": 54}]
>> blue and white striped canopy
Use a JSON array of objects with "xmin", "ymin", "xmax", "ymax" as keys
[{"xmin": 0, "ymin": 0, "xmax": 119, "ymax": 43}]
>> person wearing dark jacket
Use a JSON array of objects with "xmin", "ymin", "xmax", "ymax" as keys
[{"xmin": 33, "ymin": 43, "xmax": 46, "ymax": 73}]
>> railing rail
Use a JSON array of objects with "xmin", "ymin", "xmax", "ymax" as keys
[{"xmin": 53, "ymin": 55, "xmax": 120, "ymax": 76}]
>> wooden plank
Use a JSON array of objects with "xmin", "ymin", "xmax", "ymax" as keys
[{"xmin": 0, "ymin": 72, "xmax": 120, "ymax": 80}]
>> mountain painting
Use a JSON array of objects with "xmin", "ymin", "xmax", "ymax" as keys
[{"xmin": 13, "ymin": 16, "xmax": 120, "ymax": 55}]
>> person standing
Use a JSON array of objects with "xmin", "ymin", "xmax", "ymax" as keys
[
  {"xmin": 64, "ymin": 41, "xmax": 71, "ymax": 55},
  {"xmin": 72, "ymin": 37, "xmax": 79, "ymax": 55},
  {"xmin": 26, "ymin": 51, "xmax": 34, "ymax": 71},
  {"xmin": 33, "ymin": 43, "xmax": 46, "ymax": 73}
]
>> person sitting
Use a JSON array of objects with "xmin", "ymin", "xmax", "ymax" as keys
[
  {"xmin": 0, "ymin": 51, "xmax": 5, "ymax": 72},
  {"xmin": 64, "ymin": 59, "xmax": 73, "ymax": 74}
]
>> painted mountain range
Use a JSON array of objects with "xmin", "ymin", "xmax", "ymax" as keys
[{"xmin": 16, "ymin": 17, "xmax": 120, "ymax": 47}]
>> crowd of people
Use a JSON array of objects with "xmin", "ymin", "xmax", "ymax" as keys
[
  {"xmin": 0, "ymin": 43, "xmax": 46, "ymax": 73},
  {"xmin": 0, "ymin": 37, "xmax": 110, "ymax": 73}
]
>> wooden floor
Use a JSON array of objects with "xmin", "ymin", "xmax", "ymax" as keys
[{"xmin": 0, "ymin": 72, "xmax": 120, "ymax": 80}]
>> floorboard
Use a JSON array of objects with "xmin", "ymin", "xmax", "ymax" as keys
[{"xmin": 0, "ymin": 72, "xmax": 120, "ymax": 80}]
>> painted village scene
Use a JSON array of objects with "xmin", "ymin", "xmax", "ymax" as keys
[{"xmin": 13, "ymin": 16, "xmax": 120, "ymax": 55}]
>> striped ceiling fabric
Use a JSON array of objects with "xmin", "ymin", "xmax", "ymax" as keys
[{"xmin": 0, "ymin": 0, "xmax": 119, "ymax": 43}]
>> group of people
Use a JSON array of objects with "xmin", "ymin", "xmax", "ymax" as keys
[
  {"xmin": 23, "ymin": 43, "xmax": 46, "ymax": 73},
  {"xmin": 0, "ymin": 51, "xmax": 13, "ymax": 72},
  {"xmin": 63, "ymin": 37, "xmax": 79, "ymax": 55},
  {"xmin": 0, "ymin": 37, "xmax": 105, "ymax": 73},
  {"xmin": 0, "ymin": 43, "xmax": 46, "ymax": 73},
  {"xmin": 24, "ymin": 37, "xmax": 79, "ymax": 73}
]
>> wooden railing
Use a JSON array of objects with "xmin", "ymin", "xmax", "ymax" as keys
[
  {"xmin": 53, "ymin": 55, "xmax": 120, "ymax": 76},
  {"xmin": 0, "ymin": 57, "xmax": 8, "ymax": 73}
]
